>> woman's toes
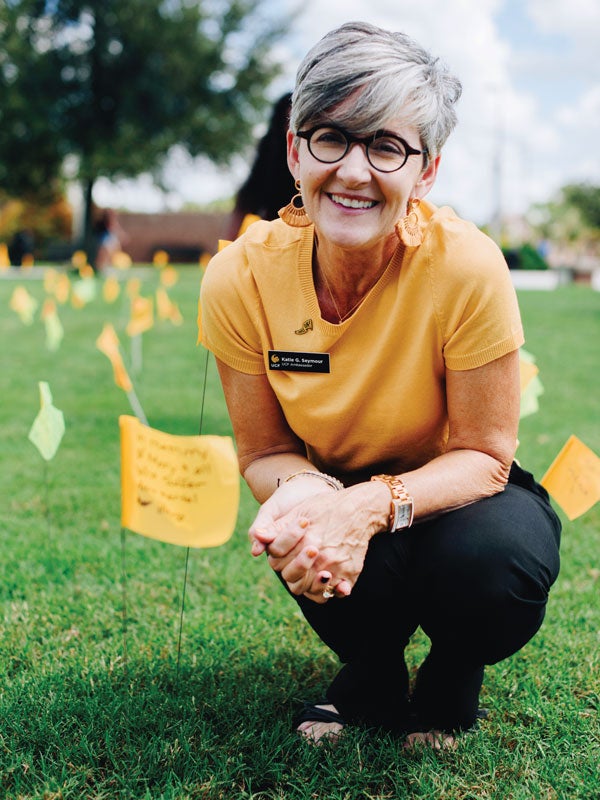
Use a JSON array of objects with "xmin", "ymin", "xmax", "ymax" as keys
[
  {"xmin": 296, "ymin": 704, "xmax": 344, "ymax": 744},
  {"xmin": 404, "ymin": 730, "xmax": 457, "ymax": 750}
]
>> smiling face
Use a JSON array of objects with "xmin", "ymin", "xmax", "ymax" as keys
[{"xmin": 287, "ymin": 116, "xmax": 440, "ymax": 258}]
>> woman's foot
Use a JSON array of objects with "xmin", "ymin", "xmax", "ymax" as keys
[
  {"xmin": 404, "ymin": 730, "xmax": 457, "ymax": 750},
  {"xmin": 295, "ymin": 703, "xmax": 345, "ymax": 744}
]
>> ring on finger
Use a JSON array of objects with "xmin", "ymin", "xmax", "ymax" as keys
[{"xmin": 322, "ymin": 586, "xmax": 335, "ymax": 599}]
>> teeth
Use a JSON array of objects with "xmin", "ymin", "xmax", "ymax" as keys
[{"xmin": 331, "ymin": 194, "xmax": 376, "ymax": 209}]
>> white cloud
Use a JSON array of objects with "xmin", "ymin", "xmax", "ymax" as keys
[
  {"xmin": 554, "ymin": 85, "xmax": 600, "ymax": 186},
  {"xmin": 527, "ymin": 0, "xmax": 600, "ymax": 47}
]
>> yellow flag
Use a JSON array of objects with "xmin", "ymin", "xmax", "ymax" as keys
[
  {"xmin": 54, "ymin": 273, "xmax": 71, "ymax": 304},
  {"xmin": 237, "ymin": 213, "xmax": 261, "ymax": 236},
  {"xmin": 0, "ymin": 243, "xmax": 10, "ymax": 270},
  {"xmin": 153, "ymin": 249, "xmax": 169, "ymax": 267},
  {"xmin": 120, "ymin": 415, "xmax": 239, "ymax": 548},
  {"xmin": 168, "ymin": 300, "xmax": 183, "ymax": 326},
  {"xmin": 111, "ymin": 251, "xmax": 132, "ymax": 270},
  {"xmin": 41, "ymin": 298, "xmax": 64, "ymax": 352},
  {"xmin": 28, "ymin": 382, "xmax": 65, "ymax": 461},
  {"xmin": 155, "ymin": 287, "xmax": 183, "ymax": 325},
  {"xmin": 156, "ymin": 287, "xmax": 172, "ymax": 320},
  {"xmin": 541, "ymin": 435, "xmax": 600, "ymax": 520},
  {"xmin": 126, "ymin": 278, "xmax": 141, "ymax": 299},
  {"xmin": 103, "ymin": 276, "xmax": 121, "ymax": 303},
  {"xmin": 78, "ymin": 263, "xmax": 95, "ymax": 279},
  {"xmin": 160, "ymin": 266, "xmax": 179, "ymax": 287},
  {"xmin": 217, "ymin": 239, "xmax": 232, "ymax": 252},
  {"xmin": 43, "ymin": 267, "xmax": 58, "ymax": 293},
  {"xmin": 519, "ymin": 349, "xmax": 543, "ymax": 418},
  {"xmin": 71, "ymin": 277, "xmax": 97, "ymax": 307},
  {"xmin": 9, "ymin": 286, "xmax": 38, "ymax": 324},
  {"xmin": 71, "ymin": 250, "xmax": 88, "ymax": 270},
  {"xmin": 96, "ymin": 323, "xmax": 133, "ymax": 392},
  {"xmin": 127, "ymin": 295, "xmax": 154, "ymax": 337}
]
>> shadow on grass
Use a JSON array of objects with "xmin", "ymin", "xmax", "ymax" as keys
[
  {"xmin": 0, "ymin": 649, "xmax": 371, "ymax": 798},
  {"xmin": 1, "ymin": 634, "xmax": 597, "ymax": 799}
]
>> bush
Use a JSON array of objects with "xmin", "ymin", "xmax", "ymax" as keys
[{"xmin": 503, "ymin": 243, "xmax": 550, "ymax": 270}]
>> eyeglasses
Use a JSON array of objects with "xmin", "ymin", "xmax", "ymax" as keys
[{"xmin": 296, "ymin": 125, "xmax": 427, "ymax": 173}]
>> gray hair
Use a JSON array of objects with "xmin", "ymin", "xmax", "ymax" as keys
[{"xmin": 290, "ymin": 21, "xmax": 462, "ymax": 159}]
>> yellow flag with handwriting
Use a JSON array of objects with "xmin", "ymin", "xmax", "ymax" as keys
[
  {"xmin": 119, "ymin": 415, "xmax": 239, "ymax": 548},
  {"xmin": 541, "ymin": 435, "xmax": 600, "ymax": 520}
]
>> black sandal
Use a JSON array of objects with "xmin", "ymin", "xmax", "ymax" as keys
[{"xmin": 292, "ymin": 702, "xmax": 346, "ymax": 731}]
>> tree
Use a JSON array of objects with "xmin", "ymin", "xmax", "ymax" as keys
[
  {"xmin": 529, "ymin": 183, "xmax": 600, "ymax": 244},
  {"xmin": 561, "ymin": 184, "xmax": 600, "ymax": 231},
  {"xmin": 0, "ymin": 0, "xmax": 288, "ymax": 254}
]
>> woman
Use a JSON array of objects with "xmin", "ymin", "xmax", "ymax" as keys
[{"xmin": 198, "ymin": 22, "xmax": 561, "ymax": 747}]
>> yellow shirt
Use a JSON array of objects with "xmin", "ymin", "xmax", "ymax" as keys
[{"xmin": 198, "ymin": 201, "xmax": 523, "ymax": 480}]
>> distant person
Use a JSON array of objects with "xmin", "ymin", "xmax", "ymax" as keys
[
  {"xmin": 93, "ymin": 208, "xmax": 127, "ymax": 272},
  {"xmin": 226, "ymin": 93, "xmax": 296, "ymax": 240},
  {"xmin": 9, "ymin": 229, "xmax": 34, "ymax": 266}
]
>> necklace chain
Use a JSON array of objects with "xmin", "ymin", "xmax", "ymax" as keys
[{"xmin": 320, "ymin": 265, "xmax": 370, "ymax": 323}]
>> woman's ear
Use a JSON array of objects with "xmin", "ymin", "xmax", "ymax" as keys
[
  {"xmin": 287, "ymin": 129, "xmax": 300, "ymax": 180},
  {"xmin": 413, "ymin": 154, "xmax": 441, "ymax": 200}
]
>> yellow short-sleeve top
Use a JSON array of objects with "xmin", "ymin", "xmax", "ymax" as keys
[{"xmin": 198, "ymin": 201, "xmax": 523, "ymax": 479}]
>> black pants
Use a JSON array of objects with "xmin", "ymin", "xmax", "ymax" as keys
[{"xmin": 290, "ymin": 463, "xmax": 561, "ymax": 732}]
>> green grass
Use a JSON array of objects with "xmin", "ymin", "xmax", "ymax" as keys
[{"xmin": 0, "ymin": 269, "xmax": 598, "ymax": 799}]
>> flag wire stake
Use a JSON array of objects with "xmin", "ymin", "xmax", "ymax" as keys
[
  {"xmin": 176, "ymin": 545, "xmax": 190, "ymax": 679},
  {"xmin": 120, "ymin": 528, "xmax": 129, "ymax": 672},
  {"xmin": 175, "ymin": 345, "xmax": 211, "ymax": 680},
  {"xmin": 43, "ymin": 460, "xmax": 51, "ymax": 538},
  {"xmin": 126, "ymin": 388, "xmax": 149, "ymax": 427},
  {"xmin": 198, "ymin": 344, "xmax": 211, "ymax": 435}
]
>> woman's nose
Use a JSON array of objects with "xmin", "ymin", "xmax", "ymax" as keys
[{"xmin": 336, "ymin": 142, "xmax": 372, "ymax": 182}]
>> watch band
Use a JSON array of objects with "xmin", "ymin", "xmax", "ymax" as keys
[{"xmin": 371, "ymin": 474, "xmax": 414, "ymax": 531}]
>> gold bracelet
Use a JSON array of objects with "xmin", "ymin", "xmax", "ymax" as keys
[{"xmin": 283, "ymin": 469, "xmax": 344, "ymax": 491}]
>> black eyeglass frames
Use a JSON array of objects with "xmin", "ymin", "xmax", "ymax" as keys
[{"xmin": 296, "ymin": 125, "xmax": 427, "ymax": 173}]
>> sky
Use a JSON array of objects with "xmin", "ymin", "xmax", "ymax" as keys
[{"xmin": 92, "ymin": 0, "xmax": 600, "ymax": 227}]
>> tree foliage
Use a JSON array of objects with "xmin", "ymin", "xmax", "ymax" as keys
[
  {"xmin": 561, "ymin": 183, "xmax": 600, "ymax": 231},
  {"xmin": 529, "ymin": 182, "xmax": 600, "ymax": 244},
  {"xmin": 0, "ymin": 0, "xmax": 288, "ymax": 244}
]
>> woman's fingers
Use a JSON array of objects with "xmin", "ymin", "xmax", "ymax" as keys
[
  {"xmin": 265, "ymin": 518, "xmax": 310, "ymax": 558},
  {"xmin": 332, "ymin": 578, "xmax": 352, "ymax": 597},
  {"xmin": 280, "ymin": 545, "xmax": 320, "ymax": 594}
]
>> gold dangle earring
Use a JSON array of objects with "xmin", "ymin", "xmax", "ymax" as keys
[
  {"xmin": 396, "ymin": 197, "xmax": 423, "ymax": 247},
  {"xmin": 278, "ymin": 180, "xmax": 311, "ymax": 227}
]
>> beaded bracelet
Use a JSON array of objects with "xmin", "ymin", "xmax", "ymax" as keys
[{"xmin": 283, "ymin": 469, "xmax": 344, "ymax": 491}]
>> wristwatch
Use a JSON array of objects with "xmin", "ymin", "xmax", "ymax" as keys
[{"xmin": 371, "ymin": 474, "xmax": 414, "ymax": 531}]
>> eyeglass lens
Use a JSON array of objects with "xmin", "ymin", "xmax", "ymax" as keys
[{"xmin": 307, "ymin": 127, "xmax": 411, "ymax": 172}]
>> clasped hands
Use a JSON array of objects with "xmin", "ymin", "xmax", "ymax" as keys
[{"xmin": 249, "ymin": 480, "xmax": 382, "ymax": 603}]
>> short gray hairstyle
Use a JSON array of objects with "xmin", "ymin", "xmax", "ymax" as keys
[{"xmin": 290, "ymin": 21, "xmax": 462, "ymax": 159}]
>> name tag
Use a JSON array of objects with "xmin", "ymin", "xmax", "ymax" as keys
[{"xmin": 268, "ymin": 350, "xmax": 330, "ymax": 373}]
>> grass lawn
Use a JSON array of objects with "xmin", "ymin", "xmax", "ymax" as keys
[{"xmin": 0, "ymin": 268, "xmax": 598, "ymax": 799}]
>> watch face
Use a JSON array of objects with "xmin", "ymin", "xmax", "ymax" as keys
[
  {"xmin": 392, "ymin": 500, "xmax": 413, "ymax": 530},
  {"xmin": 397, "ymin": 503, "xmax": 411, "ymax": 527}
]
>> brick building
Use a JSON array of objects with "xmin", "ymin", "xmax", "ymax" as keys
[{"xmin": 116, "ymin": 210, "xmax": 230, "ymax": 264}]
